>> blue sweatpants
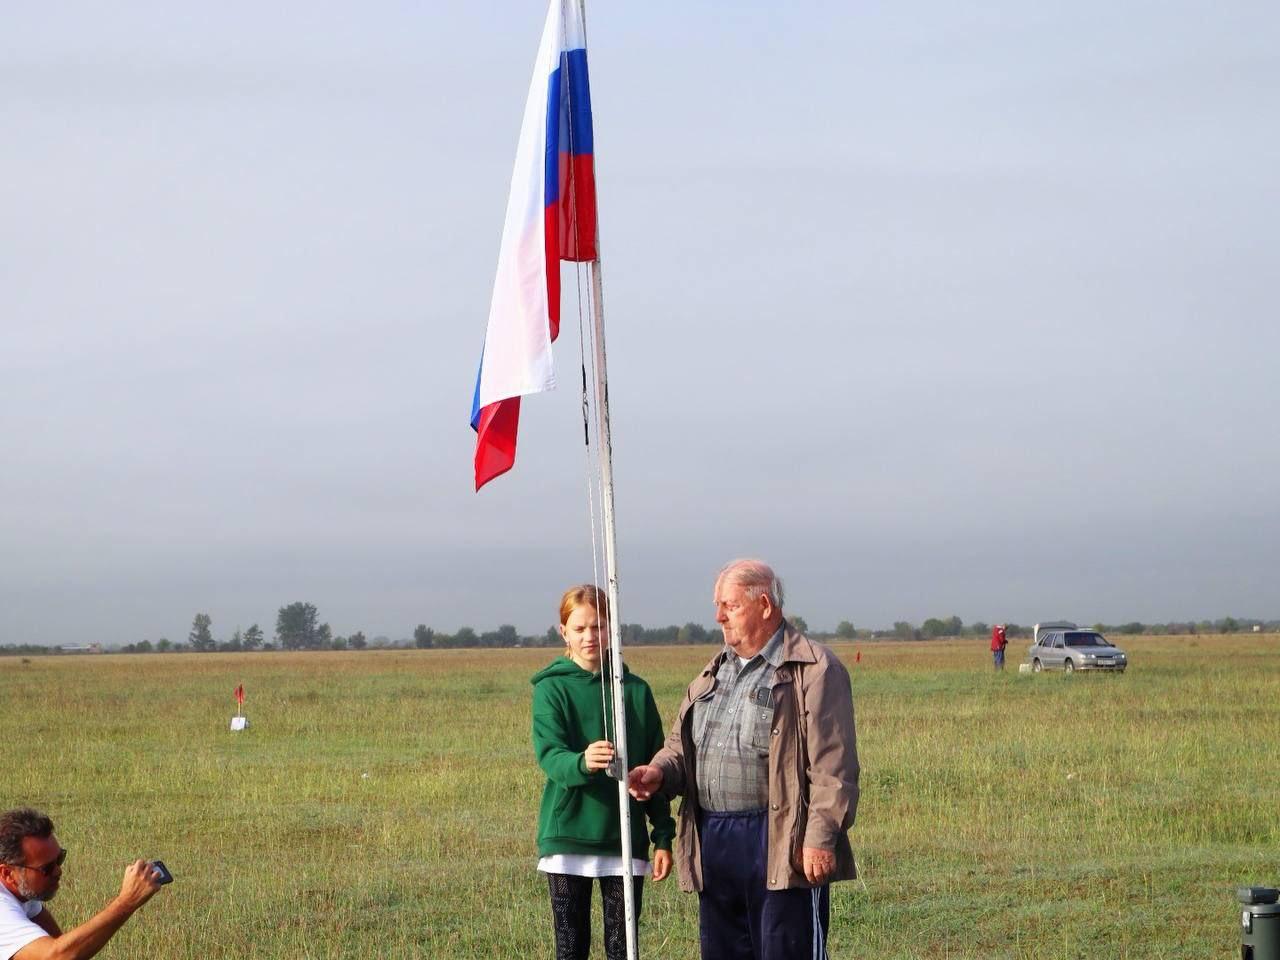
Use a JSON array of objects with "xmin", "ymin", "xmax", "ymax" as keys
[{"xmin": 698, "ymin": 808, "xmax": 830, "ymax": 960}]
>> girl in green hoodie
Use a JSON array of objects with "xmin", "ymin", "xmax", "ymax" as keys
[{"xmin": 531, "ymin": 585, "xmax": 674, "ymax": 960}]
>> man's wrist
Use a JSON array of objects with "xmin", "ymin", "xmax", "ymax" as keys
[
  {"xmin": 802, "ymin": 828, "xmax": 837, "ymax": 850},
  {"xmin": 107, "ymin": 895, "xmax": 139, "ymax": 918}
]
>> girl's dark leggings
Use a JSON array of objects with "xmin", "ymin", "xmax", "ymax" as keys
[{"xmin": 547, "ymin": 873, "xmax": 645, "ymax": 960}]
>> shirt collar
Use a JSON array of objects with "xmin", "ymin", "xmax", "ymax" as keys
[
  {"xmin": 759, "ymin": 625, "xmax": 786, "ymax": 667},
  {"xmin": 0, "ymin": 882, "xmax": 37, "ymax": 908}
]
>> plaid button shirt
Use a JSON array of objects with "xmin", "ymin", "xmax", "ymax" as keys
[{"xmin": 692, "ymin": 627, "xmax": 785, "ymax": 812}]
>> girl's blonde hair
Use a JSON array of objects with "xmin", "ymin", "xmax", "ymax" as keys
[{"xmin": 558, "ymin": 584, "xmax": 610, "ymax": 626}]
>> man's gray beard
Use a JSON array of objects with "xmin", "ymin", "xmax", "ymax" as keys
[{"xmin": 15, "ymin": 874, "xmax": 53, "ymax": 902}]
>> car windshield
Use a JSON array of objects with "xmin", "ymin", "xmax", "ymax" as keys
[{"xmin": 1065, "ymin": 632, "xmax": 1110, "ymax": 648}]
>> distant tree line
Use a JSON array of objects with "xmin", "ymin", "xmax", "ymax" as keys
[
  {"xmin": 1083, "ymin": 617, "xmax": 1279, "ymax": 636},
  {"xmin": 133, "ymin": 604, "xmax": 745, "ymax": 653},
  {"xmin": 3, "ymin": 606, "xmax": 1276, "ymax": 656},
  {"xmin": 846, "ymin": 616, "xmax": 1280, "ymax": 642}
]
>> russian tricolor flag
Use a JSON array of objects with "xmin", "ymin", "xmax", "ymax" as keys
[{"xmin": 470, "ymin": 0, "xmax": 597, "ymax": 490}]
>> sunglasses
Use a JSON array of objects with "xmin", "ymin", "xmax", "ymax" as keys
[{"xmin": 10, "ymin": 848, "xmax": 67, "ymax": 877}]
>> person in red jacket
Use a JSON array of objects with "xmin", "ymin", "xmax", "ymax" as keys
[{"xmin": 991, "ymin": 624, "xmax": 1008, "ymax": 670}]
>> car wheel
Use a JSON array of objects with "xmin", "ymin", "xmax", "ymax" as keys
[
  {"xmin": 1032, "ymin": 659, "xmax": 1042, "ymax": 673},
  {"xmin": 1064, "ymin": 659, "xmax": 1075, "ymax": 674}
]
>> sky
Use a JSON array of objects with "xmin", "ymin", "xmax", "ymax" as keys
[{"xmin": 3, "ymin": 1, "xmax": 1277, "ymax": 646}]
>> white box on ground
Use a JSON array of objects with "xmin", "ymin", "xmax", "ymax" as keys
[{"xmin": 230, "ymin": 716, "xmax": 249, "ymax": 731}]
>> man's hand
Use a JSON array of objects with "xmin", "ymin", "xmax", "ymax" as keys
[
  {"xmin": 651, "ymin": 849, "xmax": 672, "ymax": 882},
  {"xmin": 583, "ymin": 740, "xmax": 615, "ymax": 773},
  {"xmin": 627, "ymin": 764, "xmax": 663, "ymax": 800},
  {"xmin": 115, "ymin": 860, "xmax": 163, "ymax": 912},
  {"xmin": 802, "ymin": 847, "xmax": 835, "ymax": 885}
]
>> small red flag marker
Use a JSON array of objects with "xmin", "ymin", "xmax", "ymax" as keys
[{"xmin": 231, "ymin": 684, "xmax": 248, "ymax": 731}]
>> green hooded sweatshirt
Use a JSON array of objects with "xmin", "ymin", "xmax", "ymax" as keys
[{"xmin": 531, "ymin": 657, "xmax": 675, "ymax": 859}]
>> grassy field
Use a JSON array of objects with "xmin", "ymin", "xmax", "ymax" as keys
[{"xmin": 4, "ymin": 634, "xmax": 1278, "ymax": 958}]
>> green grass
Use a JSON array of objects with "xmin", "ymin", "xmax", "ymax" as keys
[{"xmin": 4, "ymin": 635, "xmax": 1278, "ymax": 958}]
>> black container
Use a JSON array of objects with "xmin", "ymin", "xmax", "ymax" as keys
[{"xmin": 1240, "ymin": 887, "xmax": 1280, "ymax": 960}]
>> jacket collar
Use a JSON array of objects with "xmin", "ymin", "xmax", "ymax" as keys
[
  {"xmin": 780, "ymin": 619, "xmax": 818, "ymax": 664},
  {"xmin": 699, "ymin": 618, "xmax": 816, "ymax": 677}
]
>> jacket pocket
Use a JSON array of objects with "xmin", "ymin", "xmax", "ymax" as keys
[{"xmin": 553, "ymin": 787, "xmax": 582, "ymax": 827}]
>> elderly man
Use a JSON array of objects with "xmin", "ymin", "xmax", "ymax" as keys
[
  {"xmin": 0, "ymin": 808, "xmax": 164, "ymax": 960},
  {"xmin": 628, "ymin": 559, "xmax": 860, "ymax": 960}
]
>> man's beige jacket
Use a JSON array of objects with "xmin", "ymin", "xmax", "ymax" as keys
[{"xmin": 651, "ymin": 621, "xmax": 860, "ymax": 892}]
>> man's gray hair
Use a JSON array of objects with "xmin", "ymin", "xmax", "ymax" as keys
[
  {"xmin": 717, "ymin": 559, "xmax": 784, "ymax": 609},
  {"xmin": 0, "ymin": 808, "xmax": 53, "ymax": 866}
]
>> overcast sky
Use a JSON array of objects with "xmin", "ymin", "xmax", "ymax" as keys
[{"xmin": 3, "ymin": 1, "xmax": 1277, "ymax": 646}]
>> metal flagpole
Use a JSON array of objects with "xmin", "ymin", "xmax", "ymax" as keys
[
  {"xmin": 574, "ymin": 2, "xmax": 637, "ymax": 955},
  {"xmin": 588, "ymin": 258, "xmax": 639, "ymax": 960}
]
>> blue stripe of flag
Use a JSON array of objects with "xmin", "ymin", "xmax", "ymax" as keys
[{"xmin": 544, "ymin": 48, "xmax": 593, "ymax": 205}]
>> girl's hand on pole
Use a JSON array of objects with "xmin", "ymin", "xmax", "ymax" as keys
[
  {"xmin": 583, "ymin": 740, "xmax": 615, "ymax": 772},
  {"xmin": 651, "ymin": 849, "xmax": 672, "ymax": 882}
]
